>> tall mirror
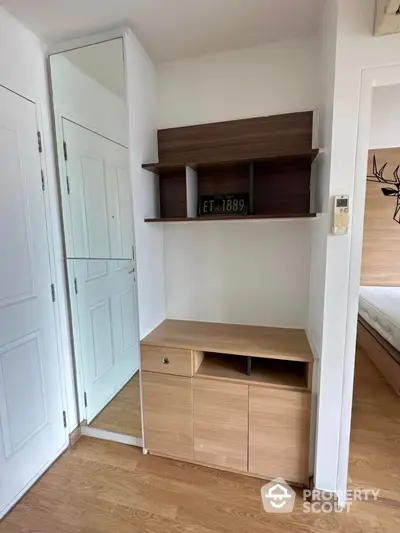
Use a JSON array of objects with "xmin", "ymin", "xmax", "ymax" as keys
[{"xmin": 50, "ymin": 38, "xmax": 142, "ymax": 443}]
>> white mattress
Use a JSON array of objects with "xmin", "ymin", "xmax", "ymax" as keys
[{"xmin": 359, "ymin": 286, "xmax": 400, "ymax": 356}]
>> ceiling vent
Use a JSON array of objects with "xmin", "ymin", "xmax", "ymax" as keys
[{"xmin": 375, "ymin": 0, "xmax": 400, "ymax": 35}]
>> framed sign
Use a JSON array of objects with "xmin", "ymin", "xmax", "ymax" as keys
[{"xmin": 199, "ymin": 193, "xmax": 249, "ymax": 217}]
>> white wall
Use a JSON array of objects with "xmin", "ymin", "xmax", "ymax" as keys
[
  {"xmin": 307, "ymin": 4, "xmax": 337, "ymax": 359},
  {"xmin": 165, "ymin": 221, "xmax": 311, "ymax": 328},
  {"xmin": 157, "ymin": 38, "xmax": 319, "ymax": 329},
  {"xmin": 157, "ymin": 37, "xmax": 318, "ymax": 128},
  {"xmin": 125, "ymin": 30, "xmax": 166, "ymax": 339},
  {"xmin": 334, "ymin": 0, "xmax": 400, "ymax": 499},
  {"xmin": 306, "ymin": 0, "xmax": 338, "ymax": 489},
  {"xmin": 0, "ymin": 7, "xmax": 74, "ymax": 432},
  {"xmin": 50, "ymin": 53, "xmax": 128, "ymax": 146},
  {"xmin": 308, "ymin": 0, "xmax": 400, "ymax": 499},
  {"xmin": 370, "ymin": 85, "xmax": 400, "ymax": 148}
]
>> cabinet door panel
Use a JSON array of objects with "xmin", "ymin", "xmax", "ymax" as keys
[
  {"xmin": 142, "ymin": 372, "xmax": 193, "ymax": 460},
  {"xmin": 194, "ymin": 379, "xmax": 248, "ymax": 472},
  {"xmin": 249, "ymin": 386, "xmax": 310, "ymax": 484}
]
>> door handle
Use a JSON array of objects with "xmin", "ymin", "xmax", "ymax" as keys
[{"xmin": 129, "ymin": 267, "xmax": 135, "ymax": 274}]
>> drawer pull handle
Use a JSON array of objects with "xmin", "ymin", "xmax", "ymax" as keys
[{"xmin": 162, "ymin": 357, "xmax": 170, "ymax": 365}]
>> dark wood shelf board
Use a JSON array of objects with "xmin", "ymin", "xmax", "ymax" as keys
[
  {"xmin": 142, "ymin": 149, "xmax": 320, "ymax": 174},
  {"xmin": 143, "ymin": 163, "xmax": 185, "ymax": 174},
  {"xmin": 145, "ymin": 213, "xmax": 318, "ymax": 223}
]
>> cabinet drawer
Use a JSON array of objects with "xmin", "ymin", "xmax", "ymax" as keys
[{"xmin": 141, "ymin": 345, "xmax": 193, "ymax": 376}]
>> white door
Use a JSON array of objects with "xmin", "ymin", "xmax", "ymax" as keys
[
  {"xmin": 0, "ymin": 88, "xmax": 66, "ymax": 517},
  {"xmin": 70, "ymin": 259, "xmax": 139, "ymax": 423},
  {"xmin": 62, "ymin": 119, "xmax": 133, "ymax": 260}
]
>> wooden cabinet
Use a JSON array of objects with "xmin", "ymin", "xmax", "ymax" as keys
[
  {"xmin": 140, "ymin": 320, "xmax": 314, "ymax": 484},
  {"xmin": 248, "ymin": 386, "xmax": 311, "ymax": 484},
  {"xmin": 141, "ymin": 371, "xmax": 193, "ymax": 460},
  {"xmin": 193, "ymin": 379, "xmax": 248, "ymax": 472}
]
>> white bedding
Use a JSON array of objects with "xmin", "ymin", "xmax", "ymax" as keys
[{"xmin": 359, "ymin": 286, "xmax": 400, "ymax": 357}]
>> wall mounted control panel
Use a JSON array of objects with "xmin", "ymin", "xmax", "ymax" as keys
[{"xmin": 332, "ymin": 195, "xmax": 349, "ymax": 235}]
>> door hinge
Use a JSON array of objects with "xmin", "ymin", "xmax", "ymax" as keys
[
  {"xmin": 51, "ymin": 283, "xmax": 56, "ymax": 302},
  {"xmin": 62, "ymin": 410, "xmax": 67, "ymax": 428},
  {"xmin": 74, "ymin": 277, "xmax": 78, "ymax": 295},
  {"xmin": 84, "ymin": 392, "xmax": 88, "ymax": 408},
  {"xmin": 63, "ymin": 141, "xmax": 68, "ymax": 161},
  {"xmin": 37, "ymin": 131, "xmax": 42, "ymax": 153},
  {"xmin": 41, "ymin": 170, "xmax": 45, "ymax": 191},
  {"xmin": 66, "ymin": 175, "xmax": 70, "ymax": 194}
]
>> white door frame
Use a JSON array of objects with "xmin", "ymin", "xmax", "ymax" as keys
[{"xmin": 337, "ymin": 64, "xmax": 400, "ymax": 500}]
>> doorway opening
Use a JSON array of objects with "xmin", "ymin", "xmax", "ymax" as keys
[{"xmin": 348, "ymin": 83, "xmax": 400, "ymax": 502}]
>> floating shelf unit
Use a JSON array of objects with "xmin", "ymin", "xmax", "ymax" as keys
[{"xmin": 142, "ymin": 112, "xmax": 319, "ymax": 223}]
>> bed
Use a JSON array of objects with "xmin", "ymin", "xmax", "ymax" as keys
[{"xmin": 358, "ymin": 286, "xmax": 400, "ymax": 395}]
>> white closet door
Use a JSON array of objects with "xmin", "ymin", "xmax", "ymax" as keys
[
  {"xmin": 0, "ymin": 88, "xmax": 66, "ymax": 517},
  {"xmin": 62, "ymin": 120, "xmax": 133, "ymax": 259},
  {"xmin": 72, "ymin": 259, "xmax": 139, "ymax": 423}
]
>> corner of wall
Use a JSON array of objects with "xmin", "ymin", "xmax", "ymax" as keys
[{"xmin": 125, "ymin": 30, "xmax": 166, "ymax": 339}]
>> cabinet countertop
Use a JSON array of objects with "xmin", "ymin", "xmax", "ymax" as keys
[{"xmin": 141, "ymin": 320, "xmax": 313, "ymax": 364}]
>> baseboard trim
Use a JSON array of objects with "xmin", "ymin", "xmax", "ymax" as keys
[
  {"xmin": 81, "ymin": 426, "xmax": 143, "ymax": 447},
  {"xmin": 305, "ymin": 481, "xmax": 339, "ymax": 506},
  {"xmin": 69, "ymin": 426, "xmax": 82, "ymax": 447}
]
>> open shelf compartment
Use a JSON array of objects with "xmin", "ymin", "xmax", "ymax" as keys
[
  {"xmin": 147, "ymin": 158, "xmax": 318, "ymax": 222},
  {"xmin": 195, "ymin": 352, "xmax": 310, "ymax": 391}
]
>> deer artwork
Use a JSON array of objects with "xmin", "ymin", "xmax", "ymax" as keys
[{"xmin": 368, "ymin": 155, "xmax": 400, "ymax": 224}]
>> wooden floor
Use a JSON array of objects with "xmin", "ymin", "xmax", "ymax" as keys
[
  {"xmin": 348, "ymin": 347, "xmax": 400, "ymax": 503},
  {"xmin": 90, "ymin": 373, "xmax": 142, "ymax": 437},
  {"xmin": 1, "ymin": 348, "xmax": 400, "ymax": 532}
]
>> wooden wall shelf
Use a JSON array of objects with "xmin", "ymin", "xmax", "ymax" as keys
[
  {"xmin": 142, "ymin": 112, "xmax": 319, "ymax": 222},
  {"xmin": 145, "ymin": 213, "xmax": 318, "ymax": 223},
  {"xmin": 142, "ymin": 149, "xmax": 319, "ymax": 174}
]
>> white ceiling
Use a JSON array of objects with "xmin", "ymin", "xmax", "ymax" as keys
[
  {"xmin": 63, "ymin": 39, "xmax": 126, "ymax": 99},
  {"xmin": 0, "ymin": 0, "xmax": 324, "ymax": 63}
]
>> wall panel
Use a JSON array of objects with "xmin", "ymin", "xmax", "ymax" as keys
[{"xmin": 361, "ymin": 148, "xmax": 400, "ymax": 287}]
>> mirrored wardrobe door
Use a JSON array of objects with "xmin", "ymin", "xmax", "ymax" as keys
[
  {"xmin": 68, "ymin": 259, "xmax": 141, "ymax": 437},
  {"xmin": 61, "ymin": 119, "xmax": 134, "ymax": 260},
  {"xmin": 50, "ymin": 38, "xmax": 142, "ymax": 442}
]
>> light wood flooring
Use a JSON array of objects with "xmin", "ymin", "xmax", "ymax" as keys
[
  {"xmin": 90, "ymin": 373, "xmax": 142, "ymax": 437},
  {"xmin": 348, "ymin": 346, "xmax": 400, "ymax": 503},
  {"xmin": 1, "ymin": 348, "xmax": 400, "ymax": 532}
]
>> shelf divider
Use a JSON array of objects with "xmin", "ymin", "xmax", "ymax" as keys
[
  {"xmin": 186, "ymin": 166, "xmax": 198, "ymax": 218},
  {"xmin": 249, "ymin": 162, "xmax": 255, "ymax": 216}
]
